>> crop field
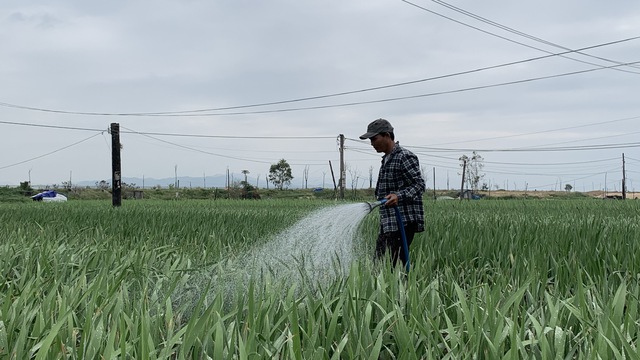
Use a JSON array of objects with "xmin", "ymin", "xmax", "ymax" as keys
[{"xmin": 1, "ymin": 198, "xmax": 639, "ymax": 358}]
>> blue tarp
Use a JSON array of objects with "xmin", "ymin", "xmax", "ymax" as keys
[{"xmin": 32, "ymin": 190, "xmax": 60, "ymax": 201}]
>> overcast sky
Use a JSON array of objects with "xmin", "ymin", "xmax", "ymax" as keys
[{"xmin": 1, "ymin": 0, "xmax": 639, "ymax": 191}]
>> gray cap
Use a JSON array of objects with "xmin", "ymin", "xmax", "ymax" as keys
[{"xmin": 359, "ymin": 118, "xmax": 394, "ymax": 139}]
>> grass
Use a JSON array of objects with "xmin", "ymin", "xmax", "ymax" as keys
[{"xmin": 0, "ymin": 198, "xmax": 638, "ymax": 358}]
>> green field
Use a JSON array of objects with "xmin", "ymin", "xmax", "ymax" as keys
[{"xmin": 1, "ymin": 199, "xmax": 639, "ymax": 358}]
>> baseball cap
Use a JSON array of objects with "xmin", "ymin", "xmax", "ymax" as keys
[{"xmin": 359, "ymin": 118, "xmax": 394, "ymax": 139}]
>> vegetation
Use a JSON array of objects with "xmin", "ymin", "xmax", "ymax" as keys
[
  {"xmin": 268, "ymin": 159, "xmax": 294, "ymax": 190},
  {"xmin": 1, "ymin": 199, "xmax": 639, "ymax": 358}
]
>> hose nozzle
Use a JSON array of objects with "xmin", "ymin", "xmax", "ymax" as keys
[{"xmin": 365, "ymin": 198, "xmax": 387, "ymax": 212}]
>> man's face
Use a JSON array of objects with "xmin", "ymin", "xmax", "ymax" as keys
[{"xmin": 369, "ymin": 134, "xmax": 385, "ymax": 153}]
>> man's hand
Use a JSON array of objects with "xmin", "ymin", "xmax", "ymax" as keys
[{"xmin": 384, "ymin": 193, "xmax": 398, "ymax": 207}]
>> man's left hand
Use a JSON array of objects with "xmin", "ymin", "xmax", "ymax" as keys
[{"xmin": 384, "ymin": 193, "xmax": 398, "ymax": 207}]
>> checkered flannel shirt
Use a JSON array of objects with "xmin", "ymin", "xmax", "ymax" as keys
[{"xmin": 375, "ymin": 143, "xmax": 425, "ymax": 233}]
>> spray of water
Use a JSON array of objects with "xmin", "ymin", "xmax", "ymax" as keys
[
  {"xmin": 172, "ymin": 203, "xmax": 373, "ymax": 314},
  {"xmin": 237, "ymin": 203, "xmax": 372, "ymax": 285}
]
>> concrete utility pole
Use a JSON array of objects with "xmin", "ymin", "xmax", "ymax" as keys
[
  {"xmin": 110, "ymin": 123, "xmax": 122, "ymax": 207},
  {"xmin": 460, "ymin": 159, "xmax": 467, "ymax": 200},
  {"xmin": 622, "ymin": 153, "xmax": 627, "ymax": 200},
  {"xmin": 433, "ymin": 167, "xmax": 436, "ymax": 200},
  {"xmin": 338, "ymin": 134, "xmax": 345, "ymax": 200}
]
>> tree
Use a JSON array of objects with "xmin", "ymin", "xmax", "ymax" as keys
[
  {"xmin": 565, "ymin": 183, "xmax": 573, "ymax": 192},
  {"xmin": 268, "ymin": 159, "xmax": 294, "ymax": 190},
  {"xmin": 459, "ymin": 151, "xmax": 485, "ymax": 192},
  {"xmin": 241, "ymin": 169, "xmax": 250, "ymax": 183},
  {"xmin": 96, "ymin": 180, "xmax": 110, "ymax": 191}
]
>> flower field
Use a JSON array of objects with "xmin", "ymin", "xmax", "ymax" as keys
[{"xmin": 1, "ymin": 199, "xmax": 639, "ymax": 358}]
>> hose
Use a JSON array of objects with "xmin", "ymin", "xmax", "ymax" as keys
[{"xmin": 367, "ymin": 198, "xmax": 410, "ymax": 272}]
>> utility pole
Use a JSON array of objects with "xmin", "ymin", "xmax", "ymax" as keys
[
  {"xmin": 329, "ymin": 160, "xmax": 337, "ymax": 198},
  {"xmin": 622, "ymin": 153, "xmax": 627, "ymax": 200},
  {"xmin": 174, "ymin": 165, "xmax": 178, "ymax": 189},
  {"xmin": 338, "ymin": 134, "xmax": 345, "ymax": 200},
  {"xmin": 460, "ymin": 159, "xmax": 467, "ymax": 200},
  {"xmin": 110, "ymin": 123, "xmax": 122, "ymax": 207},
  {"xmin": 432, "ymin": 167, "xmax": 436, "ymax": 200}
]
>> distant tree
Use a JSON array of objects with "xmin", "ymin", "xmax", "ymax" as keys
[
  {"xmin": 96, "ymin": 180, "xmax": 110, "ymax": 191},
  {"xmin": 268, "ymin": 159, "xmax": 294, "ymax": 190},
  {"xmin": 19, "ymin": 181, "xmax": 32, "ymax": 192},
  {"xmin": 61, "ymin": 181, "xmax": 72, "ymax": 190},
  {"xmin": 565, "ymin": 183, "xmax": 573, "ymax": 192},
  {"xmin": 241, "ymin": 169, "xmax": 250, "ymax": 183}
]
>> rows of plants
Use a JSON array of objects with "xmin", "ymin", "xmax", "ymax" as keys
[{"xmin": 1, "ymin": 199, "xmax": 638, "ymax": 358}]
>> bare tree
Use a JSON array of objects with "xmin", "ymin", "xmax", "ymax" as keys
[
  {"xmin": 302, "ymin": 165, "xmax": 310, "ymax": 189},
  {"xmin": 348, "ymin": 167, "xmax": 360, "ymax": 194},
  {"xmin": 459, "ymin": 151, "xmax": 485, "ymax": 192}
]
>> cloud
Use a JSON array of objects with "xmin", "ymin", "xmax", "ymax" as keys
[{"xmin": 1, "ymin": 0, "xmax": 639, "ymax": 190}]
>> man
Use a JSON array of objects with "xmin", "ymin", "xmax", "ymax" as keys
[{"xmin": 359, "ymin": 118, "xmax": 425, "ymax": 267}]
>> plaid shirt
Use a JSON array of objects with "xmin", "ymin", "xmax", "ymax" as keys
[{"xmin": 375, "ymin": 142, "xmax": 425, "ymax": 233}]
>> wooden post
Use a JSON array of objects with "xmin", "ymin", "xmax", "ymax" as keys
[
  {"xmin": 110, "ymin": 123, "xmax": 122, "ymax": 207},
  {"xmin": 329, "ymin": 160, "xmax": 337, "ymax": 199}
]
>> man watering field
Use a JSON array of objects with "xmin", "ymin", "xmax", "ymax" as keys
[{"xmin": 360, "ymin": 118, "xmax": 425, "ymax": 268}]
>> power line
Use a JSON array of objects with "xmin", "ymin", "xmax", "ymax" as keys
[
  {"xmin": 179, "ymin": 59, "xmax": 640, "ymax": 116},
  {"xmin": 426, "ymin": 115, "xmax": 640, "ymax": 146},
  {"xmin": 0, "ymin": 120, "xmax": 334, "ymax": 139},
  {"xmin": 514, "ymin": 129, "xmax": 640, "ymax": 149},
  {"xmin": 119, "ymin": 130, "xmax": 334, "ymax": 139},
  {"xmin": 0, "ymin": 120, "xmax": 104, "ymax": 132},
  {"xmin": 346, "ymin": 137, "xmax": 640, "ymax": 152},
  {"xmin": 0, "ymin": 37, "xmax": 638, "ymax": 117},
  {"xmin": 430, "ymin": 0, "xmax": 640, "ymax": 70},
  {"xmin": 121, "ymin": 126, "xmax": 276, "ymax": 164},
  {"xmin": 121, "ymin": 126, "xmax": 331, "ymax": 165},
  {"xmin": 402, "ymin": 0, "xmax": 640, "ymax": 74},
  {"xmin": 0, "ymin": 132, "xmax": 103, "ymax": 171}
]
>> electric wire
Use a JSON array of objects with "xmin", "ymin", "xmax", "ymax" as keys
[
  {"xmin": 0, "ymin": 120, "xmax": 334, "ymax": 140},
  {"xmin": 0, "ymin": 37, "xmax": 638, "ymax": 117},
  {"xmin": 425, "ymin": 115, "xmax": 640, "ymax": 146},
  {"xmin": 0, "ymin": 120, "xmax": 104, "ymax": 132},
  {"xmin": 173, "ymin": 59, "xmax": 640, "ymax": 117},
  {"xmin": 430, "ymin": 0, "xmax": 640, "ymax": 70},
  {"xmin": 121, "ymin": 126, "xmax": 280, "ymax": 164},
  {"xmin": 120, "ymin": 126, "xmax": 330, "ymax": 165},
  {"xmin": 346, "ymin": 137, "xmax": 640, "ymax": 152},
  {"xmin": 402, "ymin": 0, "xmax": 640, "ymax": 74},
  {"xmin": 0, "ymin": 132, "xmax": 103, "ymax": 171}
]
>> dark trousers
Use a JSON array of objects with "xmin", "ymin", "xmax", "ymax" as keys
[{"xmin": 375, "ymin": 223, "xmax": 418, "ymax": 267}]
